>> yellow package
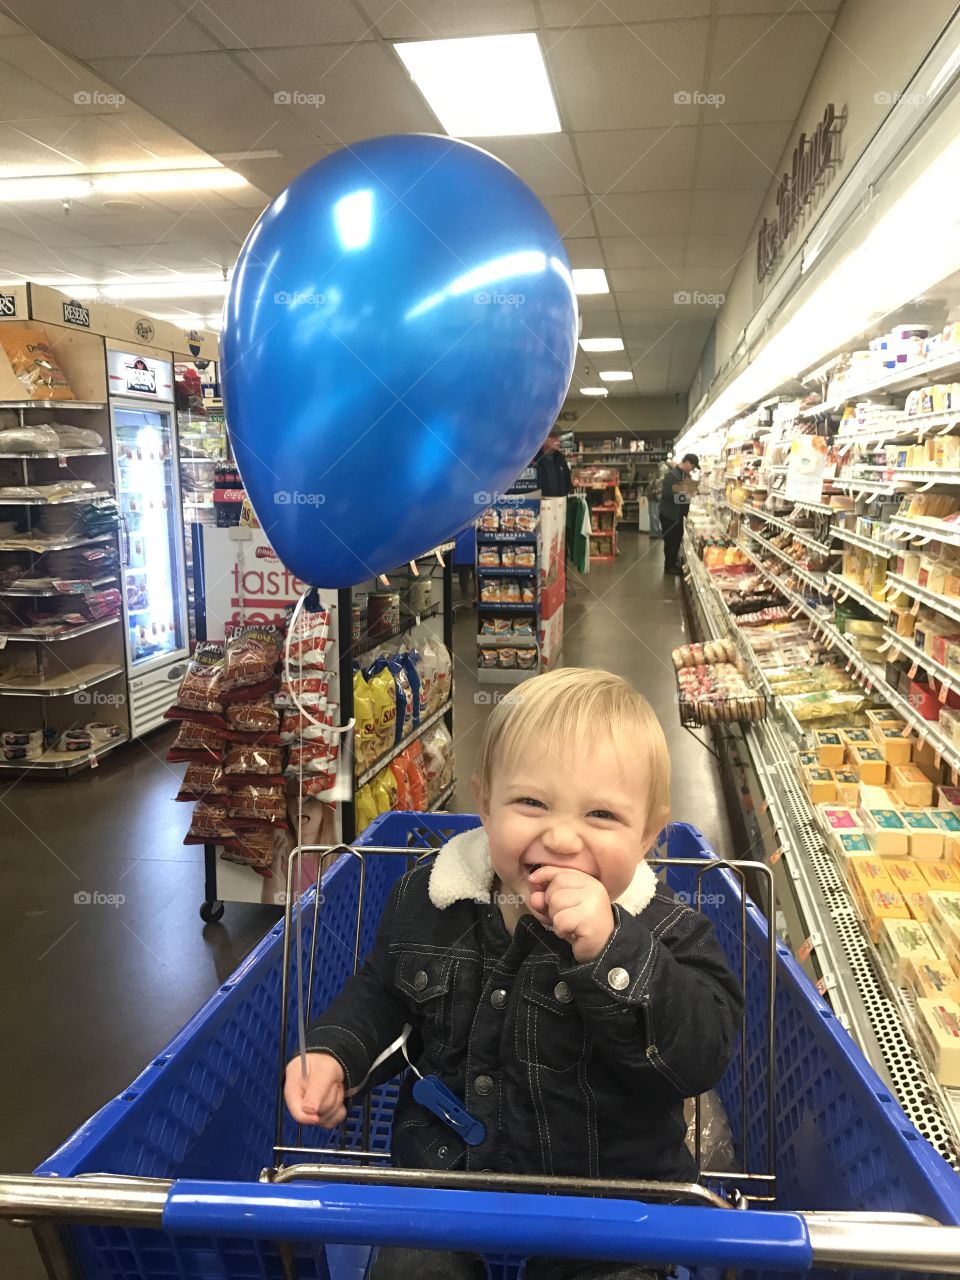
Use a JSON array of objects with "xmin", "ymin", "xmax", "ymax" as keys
[
  {"xmin": 370, "ymin": 775, "xmax": 392, "ymax": 815},
  {"xmin": 353, "ymin": 671, "xmax": 377, "ymax": 773},
  {"xmin": 355, "ymin": 783, "xmax": 378, "ymax": 834},
  {"xmin": 0, "ymin": 323, "xmax": 76, "ymax": 400},
  {"xmin": 378, "ymin": 766, "xmax": 398, "ymax": 810},
  {"xmin": 369, "ymin": 667, "xmax": 398, "ymax": 757}
]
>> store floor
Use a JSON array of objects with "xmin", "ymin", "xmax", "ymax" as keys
[{"xmin": 0, "ymin": 529, "xmax": 731, "ymax": 1277}]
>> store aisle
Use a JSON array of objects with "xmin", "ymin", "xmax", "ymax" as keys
[
  {"xmin": 452, "ymin": 530, "xmax": 734, "ymax": 861},
  {"xmin": 0, "ymin": 530, "xmax": 730, "ymax": 1279}
]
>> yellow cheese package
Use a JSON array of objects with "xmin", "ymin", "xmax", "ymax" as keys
[
  {"xmin": 907, "ymin": 957, "xmax": 960, "ymax": 1003},
  {"xmin": 0, "ymin": 323, "xmax": 76, "ymax": 400},
  {"xmin": 891, "ymin": 763, "xmax": 934, "ymax": 809},
  {"xmin": 905, "ymin": 890, "xmax": 931, "ymax": 923},
  {"xmin": 849, "ymin": 746, "xmax": 887, "ymax": 786},
  {"xmin": 814, "ymin": 730, "xmax": 845, "ymax": 767},
  {"xmin": 916, "ymin": 997, "xmax": 960, "ymax": 1086},
  {"xmin": 862, "ymin": 886, "xmax": 911, "ymax": 942},
  {"xmin": 353, "ymin": 671, "xmax": 377, "ymax": 773},
  {"xmin": 921, "ymin": 864, "xmax": 960, "ymax": 893},
  {"xmin": 885, "ymin": 858, "xmax": 928, "ymax": 894},
  {"xmin": 834, "ymin": 769, "xmax": 860, "ymax": 806},
  {"xmin": 804, "ymin": 766, "xmax": 836, "ymax": 804},
  {"xmin": 858, "ymin": 808, "xmax": 909, "ymax": 856},
  {"xmin": 900, "ymin": 810, "xmax": 945, "ymax": 861},
  {"xmin": 874, "ymin": 726, "xmax": 913, "ymax": 766},
  {"xmin": 878, "ymin": 918, "xmax": 941, "ymax": 983}
]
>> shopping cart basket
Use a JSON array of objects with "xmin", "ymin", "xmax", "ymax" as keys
[{"xmin": 3, "ymin": 814, "xmax": 960, "ymax": 1280}]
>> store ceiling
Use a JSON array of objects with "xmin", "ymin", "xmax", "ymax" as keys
[{"xmin": 1, "ymin": 0, "xmax": 840, "ymax": 397}]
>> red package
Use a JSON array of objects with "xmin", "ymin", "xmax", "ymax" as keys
[
  {"xmin": 221, "ymin": 828, "xmax": 276, "ymax": 875},
  {"xmin": 175, "ymin": 761, "xmax": 228, "ymax": 802},
  {"xmin": 298, "ymin": 775, "xmax": 337, "ymax": 796},
  {"xmin": 223, "ymin": 743, "xmax": 285, "ymax": 785},
  {"xmin": 226, "ymin": 783, "xmax": 288, "ymax": 827},
  {"xmin": 221, "ymin": 624, "xmax": 284, "ymax": 702},
  {"xmin": 275, "ymin": 674, "xmax": 329, "ymax": 709},
  {"xmin": 165, "ymin": 643, "xmax": 224, "ymax": 722},
  {"xmin": 166, "ymin": 720, "xmax": 223, "ymax": 763},
  {"xmin": 404, "ymin": 741, "xmax": 427, "ymax": 811},
  {"xmin": 286, "ymin": 606, "xmax": 330, "ymax": 668},
  {"xmin": 286, "ymin": 741, "xmax": 339, "ymax": 776},
  {"xmin": 184, "ymin": 801, "xmax": 236, "ymax": 844}
]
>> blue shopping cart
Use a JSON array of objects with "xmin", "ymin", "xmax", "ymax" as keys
[{"xmin": 3, "ymin": 814, "xmax": 960, "ymax": 1279}]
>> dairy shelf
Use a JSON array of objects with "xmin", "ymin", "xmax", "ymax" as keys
[
  {"xmin": 888, "ymin": 516, "xmax": 960, "ymax": 548},
  {"xmin": 894, "ymin": 468, "xmax": 960, "ymax": 485},
  {"xmin": 0, "ymin": 448, "xmax": 107, "ymax": 460},
  {"xmin": 799, "ymin": 347, "xmax": 960, "ymax": 415},
  {"xmin": 742, "ymin": 529, "xmax": 829, "ymax": 598},
  {"xmin": 0, "ymin": 489, "xmax": 112, "ymax": 507},
  {"xmin": 882, "ymin": 628, "xmax": 960, "ymax": 701},
  {"xmin": 832, "ymin": 524, "xmax": 896, "ymax": 556},
  {"xmin": 886, "ymin": 573, "xmax": 960, "ymax": 625},
  {"xmin": 740, "ymin": 504, "xmax": 835, "ymax": 556},
  {"xmin": 825, "ymin": 572, "xmax": 890, "ymax": 619}
]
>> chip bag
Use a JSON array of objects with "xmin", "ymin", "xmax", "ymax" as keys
[
  {"xmin": 353, "ymin": 670, "xmax": 377, "ymax": 772},
  {"xmin": 355, "ymin": 783, "xmax": 378, "ymax": 834},
  {"xmin": 405, "ymin": 740, "xmax": 427, "ymax": 811},
  {"xmin": 390, "ymin": 756, "xmax": 413, "ymax": 810},
  {"xmin": 370, "ymin": 774, "xmax": 392, "ymax": 815},
  {"xmin": 0, "ymin": 324, "xmax": 75, "ymax": 400},
  {"xmin": 367, "ymin": 666, "xmax": 398, "ymax": 757},
  {"xmin": 378, "ymin": 765, "xmax": 398, "ymax": 810}
]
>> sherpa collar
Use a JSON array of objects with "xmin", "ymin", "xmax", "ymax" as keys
[{"xmin": 428, "ymin": 825, "xmax": 659, "ymax": 915}]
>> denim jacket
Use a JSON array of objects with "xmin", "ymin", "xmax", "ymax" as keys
[{"xmin": 304, "ymin": 827, "xmax": 743, "ymax": 1181}]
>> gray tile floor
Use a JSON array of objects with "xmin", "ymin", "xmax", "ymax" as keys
[{"xmin": 0, "ymin": 528, "xmax": 731, "ymax": 1277}]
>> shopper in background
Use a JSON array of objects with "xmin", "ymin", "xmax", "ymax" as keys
[
  {"xmin": 659, "ymin": 452, "xmax": 699, "ymax": 577},
  {"xmin": 286, "ymin": 667, "xmax": 742, "ymax": 1280},
  {"xmin": 535, "ymin": 424, "xmax": 573, "ymax": 497},
  {"xmin": 648, "ymin": 455, "xmax": 673, "ymax": 540}
]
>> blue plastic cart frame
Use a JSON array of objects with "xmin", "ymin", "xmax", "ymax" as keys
[{"xmin": 2, "ymin": 814, "xmax": 960, "ymax": 1280}]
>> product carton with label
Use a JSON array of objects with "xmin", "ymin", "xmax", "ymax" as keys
[
  {"xmin": 907, "ymin": 957, "xmax": 960, "ymax": 1003},
  {"xmin": 862, "ymin": 886, "xmax": 911, "ymax": 942},
  {"xmin": 885, "ymin": 857, "xmax": 930, "ymax": 895},
  {"xmin": 922, "ymin": 864, "xmax": 960, "ymax": 893},
  {"xmin": 857, "ymin": 808, "xmax": 909, "ymax": 856},
  {"xmin": 814, "ymin": 730, "xmax": 845, "ymax": 767},
  {"xmin": 849, "ymin": 746, "xmax": 887, "ymax": 785},
  {"xmin": 900, "ymin": 810, "xmax": 945, "ymax": 860},
  {"xmin": 804, "ymin": 767, "xmax": 836, "ymax": 804},
  {"xmin": 819, "ymin": 806, "xmax": 863, "ymax": 832},
  {"xmin": 873, "ymin": 725, "xmax": 913, "ymax": 765},
  {"xmin": 891, "ymin": 764, "xmax": 935, "ymax": 808},
  {"xmin": 916, "ymin": 997, "xmax": 960, "ymax": 1086},
  {"xmin": 834, "ymin": 769, "xmax": 860, "ymax": 806},
  {"xmin": 878, "ymin": 918, "xmax": 941, "ymax": 983}
]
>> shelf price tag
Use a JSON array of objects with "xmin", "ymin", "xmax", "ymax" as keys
[
  {"xmin": 940, "ymin": 681, "xmax": 951, "ymax": 704},
  {"xmin": 57, "ymin": 453, "xmax": 68, "ymax": 469},
  {"xmin": 797, "ymin": 934, "xmax": 819, "ymax": 964},
  {"xmin": 910, "ymin": 597, "xmax": 922, "ymax": 616},
  {"xmin": 768, "ymin": 846, "xmax": 784, "ymax": 866},
  {"xmin": 759, "ymin": 798, "xmax": 770, "ymax": 815},
  {"xmin": 89, "ymin": 753, "xmax": 99, "ymax": 770},
  {"xmin": 901, "ymin": 723, "xmax": 914, "ymax": 739},
  {"xmin": 935, "ymin": 749, "xmax": 943, "ymax": 770},
  {"xmin": 953, "ymin": 766, "xmax": 959, "ymax": 786}
]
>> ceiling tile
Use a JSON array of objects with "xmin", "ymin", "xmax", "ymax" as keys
[
  {"xmin": 577, "ymin": 309, "xmax": 622, "ymax": 333},
  {"xmin": 718, "ymin": 0, "xmax": 838, "ymax": 11},
  {"xmin": 544, "ymin": 21, "xmax": 710, "ymax": 131},
  {"xmin": 541, "ymin": 193, "xmax": 595, "ymax": 238},
  {"xmin": 224, "ymin": 146, "xmax": 333, "ymax": 197},
  {"xmin": 688, "ymin": 187, "xmax": 765, "ymax": 235},
  {"xmin": 577, "ymin": 126, "xmax": 697, "ymax": 194},
  {"xmin": 603, "ymin": 235, "xmax": 686, "ymax": 269},
  {"xmin": 90, "ymin": 52, "xmax": 323, "ymax": 153},
  {"xmin": 541, "ymin": 0, "xmax": 710, "ymax": 23},
  {"xmin": 193, "ymin": 0, "xmax": 375, "ymax": 47},
  {"xmin": 693, "ymin": 120, "xmax": 792, "ymax": 189},
  {"xmin": 708, "ymin": 14, "xmax": 833, "ymax": 124},
  {"xmin": 578, "ymin": 292, "xmax": 617, "ymax": 312},
  {"xmin": 103, "ymin": 110, "xmax": 216, "ymax": 164},
  {"xmin": 565, "ymin": 239, "xmax": 605, "ymax": 268},
  {"xmin": 593, "ymin": 191, "xmax": 693, "ymax": 237},
  {"xmin": 683, "ymin": 233, "xmax": 749, "ymax": 269},
  {"xmin": 0, "ymin": 61, "xmax": 86, "ymax": 121},
  {"xmin": 609, "ymin": 266, "xmax": 683, "ymax": 293},
  {"xmin": 361, "ymin": 0, "xmax": 538, "ymax": 39},
  {"xmin": 472, "ymin": 135, "xmax": 583, "ymax": 196},
  {"xmin": 8, "ymin": 114, "xmax": 197, "ymax": 173},
  {"xmin": 0, "ymin": 33, "xmax": 138, "ymax": 111},
  {"xmin": 233, "ymin": 43, "xmax": 438, "ymax": 146},
  {"xmin": 15, "ymin": 0, "xmax": 219, "ymax": 58}
]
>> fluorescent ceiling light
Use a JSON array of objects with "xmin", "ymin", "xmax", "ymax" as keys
[
  {"xmin": 580, "ymin": 387, "xmax": 608, "ymax": 396},
  {"xmin": 394, "ymin": 34, "xmax": 560, "ymax": 137},
  {"xmin": 0, "ymin": 176, "xmax": 92, "ymax": 201},
  {"xmin": 599, "ymin": 370, "xmax": 633, "ymax": 382},
  {"xmin": 100, "ymin": 277, "xmax": 228, "ymax": 300},
  {"xmin": 571, "ymin": 268, "xmax": 609, "ymax": 295},
  {"xmin": 579, "ymin": 337, "xmax": 624, "ymax": 353},
  {"xmin": 0, "ymin": 167, "xmax": 246, "ymax": 202}
]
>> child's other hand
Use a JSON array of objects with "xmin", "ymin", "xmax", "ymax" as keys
[
  {"xmin": 527, "ymin": 866, "xmax": 615, "ymax": 962},
  {"xmin": 284, "ymin": 1052, "xmax": 347, "ymax": 1127}
]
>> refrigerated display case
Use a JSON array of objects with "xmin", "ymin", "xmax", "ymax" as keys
[{"xmin": 108, "ymin": 350, "xmax": 189, "ymax": 735}]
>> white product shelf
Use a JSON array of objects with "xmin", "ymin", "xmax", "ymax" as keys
[{"xmin": 825, "ymin": 573, "xmax": 890, "ymax": 620}]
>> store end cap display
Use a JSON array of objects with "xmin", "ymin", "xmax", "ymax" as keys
[{"xmin": 221, "ymin": 133, "xmax": 578, "ymax": 589}]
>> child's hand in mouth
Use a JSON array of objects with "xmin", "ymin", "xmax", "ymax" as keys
[{"xmin": 526, "ymin": 865, "xmax": 614, "ymax": 961}]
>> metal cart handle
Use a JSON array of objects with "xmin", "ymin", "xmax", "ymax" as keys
[{"xmin": 6, "ymin": 1174, "xmax": 960, "ymax": 1273}]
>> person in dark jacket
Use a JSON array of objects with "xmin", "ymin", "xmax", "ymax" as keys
[
  {"xmin": 659, "ymin": 452, "xmax": 699, "ymax": 576},
  {"xmin": 286, "ymin": 668, "xmax": 742, "ymax": 1280},
  {"xmin": 535, "ymin": 426, "xmax": 573, "ymax": 497}
]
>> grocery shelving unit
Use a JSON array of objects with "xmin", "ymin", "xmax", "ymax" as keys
[{"xmin": 683, "ymin": 528, "xmax": 960, "ymax": 1167}]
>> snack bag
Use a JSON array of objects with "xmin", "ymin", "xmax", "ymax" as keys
[
  {"xmin": 275, "ymin": 674, "xmax": 329, "ymax": 710},
  {"xmin": 221, "ymin": 828, "xmax": 276, "ymax": 875},
  {"xmin": 390, "ymin": 756, "xmax": 414, "ymax": 810},
  {"xmin": 0, "ymin": 324, "xmax": 75, "ymax": 400},
  {"xmin": 167, "ymin": 719, "xmax": 223, "ymax": 763},
  {"xmin": 400, "ymin": 647, "xmax": 425, "ymax": 725},
  {"xmin": 418, "ymin": 636, "xmax": 439, "ymax": 710},
  {"xmin": 184, "ymin": 800, "xmax": 236, "ymax": 844},
  {"xmin": 432, "ymin": 641, "xmax": 452, "ymax": 709},
  {"xmin": 225, "ymin": 695, "xmax": 280, "ymax": 738},
  {"xmin": 386, "ymin": 655, "xmax": 414, "ymax": 743},
  {"xmin": 406, "ymin": 739, "xmax": 427, "ymax": 811},
  {"xmin": 378, "ymin": 766, "xmax": 399, "ymax": 810},
  {"xmin": 223, "ymin": 743, "xmax": 285, "ymax": 784},
  {"xmin": 286, "ymin": 604, "xmax": 330, "ymax": 669},
  {"xmin": 353, "ymin": 669, "xmax": 378, "ymax": 771},
  {"xmin": 175, "ymin": 761, "xmax": 228, "ymax": 802},
  {"xmin": 371, "ymin": 773, "xmax": 392, "ymax": 815},
  {"xmin": 368, "ymin": 666, "xmax": 398, "ymax": 757},
  {"xmin": 423, "ymin": 724, "xmax": 454, "ymax": 800},
  {"xmin": 166, "ymin": 642, "xmax": 224, "ymax": 722},
  {"xmin": 225, "ymin": 783, "xmax": 288, "ymax": 827},
  {"xmin": 221, "ymin": 623, "xmax": 284, "ymax": 702},
  {"xmin": 355, "ymin": 784, "xmax": 378, "ymax": 834}
]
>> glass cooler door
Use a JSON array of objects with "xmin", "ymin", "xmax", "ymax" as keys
[{"xmin": 112, "ymin": 399, "xmax": 189, "ymax": 672}]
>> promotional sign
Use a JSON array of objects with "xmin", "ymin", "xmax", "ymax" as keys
[
  {"xmin": 107, "ymin": 348, "xmax": 173, "ymax": 401},
  {"xmin": 784, "ymin": 435, "xmax": 828, "ymax": 503},
  {"xmin": 201, "ymin": 526, "xmax": 315, "ymax": 633}
]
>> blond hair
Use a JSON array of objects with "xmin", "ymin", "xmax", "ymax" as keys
[{"xmin": 474, "ymin": 667, "xmax": 670, "ymax": 834}]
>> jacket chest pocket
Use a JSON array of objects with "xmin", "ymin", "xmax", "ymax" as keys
[
  {"xmin": 516, "ymin": 967, "xmax": 587, "ymax": 1072},
  {"xmin": 395, "ymin": 952, "xmax": 458, "ymax": 1050}
]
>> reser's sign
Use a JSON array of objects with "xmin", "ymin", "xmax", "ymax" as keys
[{"xmin": 756, "ymin": 103, "xmax": 844, "ymax": 283}]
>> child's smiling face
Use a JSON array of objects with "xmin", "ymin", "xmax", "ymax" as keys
[{"xmin": 474, "ymin": 732, "xmax": 660, "ymax": 918}]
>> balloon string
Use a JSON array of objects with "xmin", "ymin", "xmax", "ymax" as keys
[{"xmin": 284, "ymin": 586, "xmax": 355, "ymax": 740}]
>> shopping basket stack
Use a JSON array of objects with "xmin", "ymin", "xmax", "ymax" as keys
[{"xmin": 1, "ymin": 814, "xmax": 959, "ymax": 1280}]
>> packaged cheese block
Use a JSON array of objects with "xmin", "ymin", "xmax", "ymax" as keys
[
  {"xmin": 922, "ymin": 923, "xmax": 946, "ymax": 960},
  {"xmin": 924, "ymin": 891, "xmax": 960, "ymax": 951},
  {"xmin": 849, "ymin": 857, "xmax": 894, "ymax": 903},
  {"xmin": 900, "ymin": 810, "xmax": 945, "ymax": 861},
  {"xmin": 937, "ymin": 785, "xmax": 960, "ymax": 811},
  {"xmin": 858, "ymin": 809, "xmax": 909, "ymax": 856},
  {"xmin": 885, "ymin": 858, "xmax": 929, "ymax": 894},
  {"xmin": 830, "ymin": 830, "xmax": 874, "ymax": 875},
  {"xmin": 847, "ymin": 619, "xmax": 885, "ymax": 638},
  {"xmin": 878, "ymin": 918, "xmax": 941, "ymax": 983},
  {"xmin": 930, "ymin": 810, "xmax": 960, "ymax": 838},
  {"xmin": 874, "ymin": 726, "xmax": 913, "ymax": 765},
  {"xmin": 798, "ymin": 750, "xmax": 819, "ymax": 768},
  {"xmin": 862, "ymin": 886, "xmax": 911, "ymax": 942},
  {"xmin": 819, "ymin": 806, "xmax": 862, "ymax": 832},
  {"xmin": 906, "ymin": 957, "xmax": 960, "ymax": 1003},
  {"xmin": 866, "ymin": 707, "xmax": 903, "ymax": 728},
  {"xmin": 891, "ymin": 763, "xmax": 934, "ymax": 809},
  {"xmin": 849, "ymin": 746, "xmax": 887, "ymax": 785},
  {"xmin": 905, "ymin": 890, "xmax": 931, "ymax": 923},
  {"xmin": 859, "ymin": 784, "xmax": 901, "ymax": 810},
  {"xmin": 815, "ymin": 730, "xmax": 845, "ymax": 767},
  {"xmin": 916, "ymin": 998, "xmax": 960, "ymax": 1086},
  {"xmin": 947, "ymin": 835, "xmax": 960, "ymax": 864},
  {"xmin": 922, "ymin": 864, "xmax": 960, "ymax": 893},
  {"xmin": 840, "ymin": 727, "xmax": 873, "ymax": 750},
  {"xmin": 804, "ymin": 766, "xmax": 836, "ymax": 804},
  {"xmin": 834, "ymin": 769, "xmax": 860, "ymax": 806}
]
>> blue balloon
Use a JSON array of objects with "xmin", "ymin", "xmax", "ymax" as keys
[{"xmin": 221, "ymin": 134, "xmax": 578, "ymax": 587}]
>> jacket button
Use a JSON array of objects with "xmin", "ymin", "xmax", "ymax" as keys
[
  {"xmin": 474, "ymin": 1074, "xmax": 494, "ymax": 1096},
  {"xmin": 490, "ymin": 989, "xmax": 507, "ymax": 1010},
  {"xmin": 437, "ymin": 1146, "xmax": 448, "ymax": 1159},
  {"xmin": 414, "ymin": 970, "xmax": 428, "ymax": 992},
  {"xmin": 553, "ymin": 981, "xmax": 572, "ymax": 1003},
  {"xmin": 607, "ymin": 967, "xmax": 630, "ymax": 991}
]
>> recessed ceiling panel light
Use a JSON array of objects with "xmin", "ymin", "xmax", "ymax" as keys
[
  {"xmin": 580, "ymin": 387, "xmax": 608, "ymax": 396},
  {"xmin": 571, "ymin": 268, "xmax": 609, "ymax": 295},
  {"xmin": 599, "ymin": 370, "xmax": 633, "ymax": 381},
  {"xmin": 579, "ymin": 337, "xmax": 624, "ymax": 353},
  {"xmin": 394, "ymin": 34, "xmax": 561, "ymax": 137}
]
